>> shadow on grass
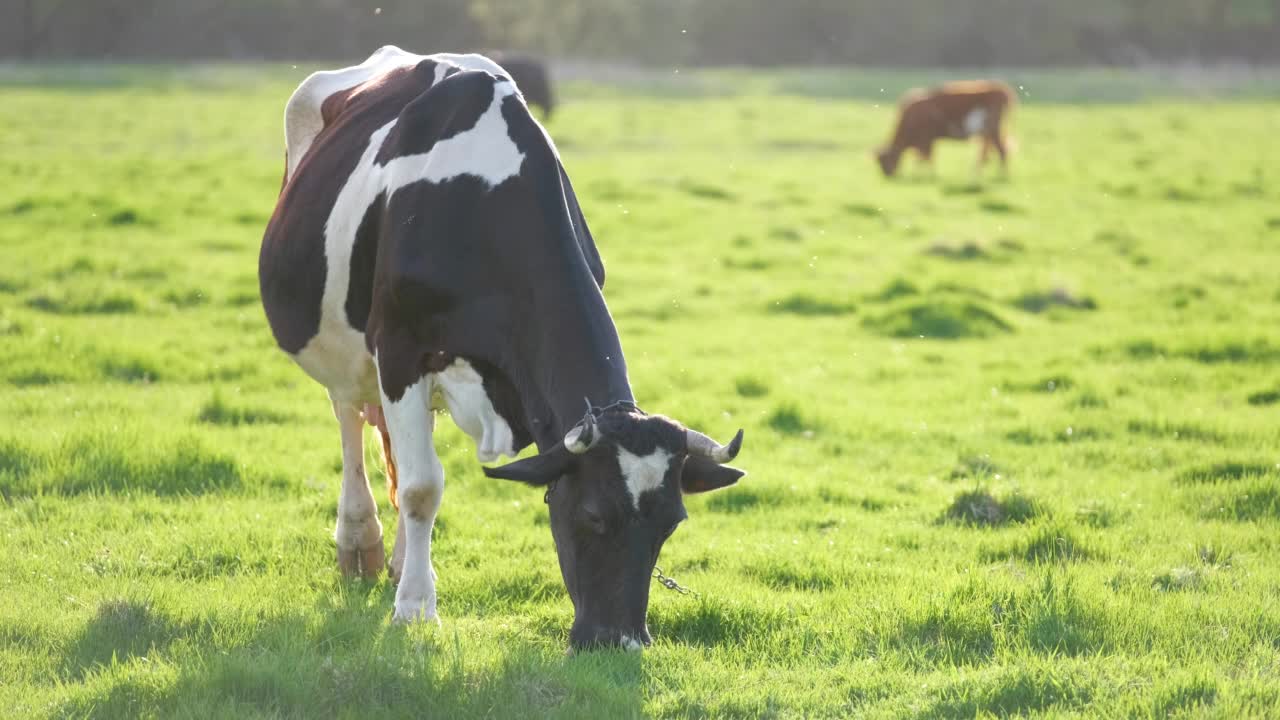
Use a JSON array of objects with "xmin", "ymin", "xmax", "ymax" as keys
[
  {"xmin": 56, "ymin": 590, "xmax": 645, "ymax": 719},
  {"xmin": 0, "ymin": 432, "xmax": 282, "ymax": 496}
]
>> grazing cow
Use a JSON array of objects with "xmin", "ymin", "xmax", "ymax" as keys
[
  {"xmin": 259, "ymin": 46, "xmax": 746, "ymax": 651},
  {"xmin": 486, "ymin": 52, "xmax": 555, "ymax": 119},
  {"xmin": 875, "ymin": 80, "xmax": 1016, "ymax": 178}
]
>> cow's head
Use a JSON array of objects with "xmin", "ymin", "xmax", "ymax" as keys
[
  {"xmin": 875, "ymin": 147, "xmax": 901, "ymax": 177},
  {"xmin": 483, "ymin": 404, "xmax": 744, "ymax": 651}
]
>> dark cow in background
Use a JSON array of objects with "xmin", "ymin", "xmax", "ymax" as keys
[
  {"xmin": 875, "ymin": 80, "xmax": 1016, "ymax": 177},
  {"xmin": 486, "ymin": 51, "xmax": 555, "ymax": 119},
  {"xmin": 259, "ymin": 46, "xmax": 746, "ymax": 651}
]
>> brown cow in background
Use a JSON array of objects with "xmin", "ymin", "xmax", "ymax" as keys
[{"xmin": 875, "ymin": 80, "xmax": 1016, "ymax": 178}]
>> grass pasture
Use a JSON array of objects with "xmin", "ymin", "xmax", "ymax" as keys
[{"xmin": 1, "ymin": 63, "xmax": 1279, "ymax": 718}]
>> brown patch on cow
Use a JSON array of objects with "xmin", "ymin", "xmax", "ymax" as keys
[
  {"xmin": 400, "ymin": 484, "xmax": 439, "ymax": 521},
  {"xmin": 320, "ymin": 86, "xmax": 362, "ymax": 127},
  {"xmin": 876, "ymin": 80, "xmax": 1016, "ymax": 177}
]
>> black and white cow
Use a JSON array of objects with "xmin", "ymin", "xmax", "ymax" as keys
[{"xmin": 259, "ymin": 47, "xmax": 746, "ymax": 651}]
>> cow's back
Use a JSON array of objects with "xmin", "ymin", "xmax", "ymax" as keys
[{"xmin": 260, "ymin": 49, "xmax": 511, "ymax": 360}]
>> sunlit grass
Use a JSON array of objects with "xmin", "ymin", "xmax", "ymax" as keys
[{"xmin": 1, "ymin": 63, "xmax": 1279, "ymax": 718}]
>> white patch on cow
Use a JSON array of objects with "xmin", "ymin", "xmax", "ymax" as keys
[
  {"xmin": 293, "ymin": 73, "xmax": 525, "ymax": 404},
  {"xmin": 616, "ymin": 447, "xmax": 672, "ymax": 510},
  {"xmin": 283, "ymin": 46, "xmax": 514, "ymax": 181},
  {"xmin": 377, "ymin": 366, "xmax": 446, "ymax": 624},
  {"xmin": 435, "ymin": 358, "xmax": 516, "ymax": 462},
  {"xmin": 621, "ymin": 635, "xmax": 643, "ymax": 652},
  {"xmin": 963, "ymin": 108, "xmax": 987, "ymax": 135}
]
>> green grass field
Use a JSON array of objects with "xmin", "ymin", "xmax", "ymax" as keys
[{"xmin": 2, "ymin": 63, "xmax": 1279, "ymax": 718}]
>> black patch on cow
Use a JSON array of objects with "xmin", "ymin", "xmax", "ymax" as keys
[
  {"xmin": 345, "ymin": 190, "xmax": 384, "ymax": 331},
  {"xmin": 499, "ymin": 94, "xmax": 605, "ymax": 288},
  {"xmin": 471, "ymin": 356, "xmax": 534, "ymax": 453},
  {"xmin": 374, "ymin": 70, "xmax": 496, "ymax": 164}
]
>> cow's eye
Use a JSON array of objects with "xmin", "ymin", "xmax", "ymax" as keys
[{"xmin": 582, "ymin": 510, "xmax": 607, "ymax": 535}]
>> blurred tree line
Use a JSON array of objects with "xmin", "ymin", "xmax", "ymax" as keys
[{"xmin": 4, "ymin": 0, "xmax": 1279, "ymax": 65}]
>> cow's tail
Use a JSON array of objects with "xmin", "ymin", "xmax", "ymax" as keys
[
  {"xmin": 364, "ymin": 403, "xmax": 399, "ymax": 509},
  {"xmin": 378, "ymin": 423, "xmax": 399, "ymax": 509}
]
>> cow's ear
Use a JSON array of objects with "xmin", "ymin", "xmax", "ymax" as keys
[
  {"xmin": 680, "ymin": 454, "xmax": 746, "ymax": 494},
  {"xmin": 483, "ymin": 444, "xmax": 575, "ymax": 486}
]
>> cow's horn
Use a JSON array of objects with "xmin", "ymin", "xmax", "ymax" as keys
[
  {"xmin": 686, "ymin": 428, "xmax": 744, "ymax": 464},
  {"xmin": 564, "ymin": 412, "xmax": 598, "ymax": 455}
]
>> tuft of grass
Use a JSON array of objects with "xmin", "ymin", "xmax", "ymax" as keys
[
  {"xmin": 985, "ymin": 522, "xmax": 1098, "ymax": 564},
  {"xmin": 1, "ymin": 432, "xmax": 255, "ymax": 496},
  {"xmin": 1153, "ymin": 566, "xmax": 1203, "ymax": 592},
  {"xmin": 1246, "ymin": 388, "xmax": 1280, "ymax": 406},
  {"xmin": 767, "ymin": 293, "xmax": 855, "ymax": 316},
  {"xmin": 197, "ymin": 391, "xmax": 292, "ymax": 426},
  {"xmin": 1177, "ymin": 462, "xmax": 1275, "ymax": 484},
  {"xmin": 1075, "ymin": 500, "xmax": 1122, "ymax": 529},
  {"xmin": 1127, "ymin": 419, "xmax": 1224, "ymax": 443},
  {"xmin": 924, "ymin": 239, "xmax": 988, "ymax": 260},
  {"xmin": 949, "ymin": 454, "xmax": 1002, "ymax": 480},
  {"xmin": 942, "ymin": 488, "xmax": 1043, "ymax": 527},
  {"xmin": 766, "ymin": 404, "xmax": 817, "ymax": 436},
  {"xmin": 863, "ymin": 300, "xmax": 1012, "ymax": 339},
  {"xmin": 733, "ymin": 375, "xmax": 769, "ymax": 398},
  {"xmin": 1012, "ymin": 287, "xmax": 1097, "ymax": 313},
  {"xmin": 26, "ymin": 291, "xmax": 140, "ymax": 315},
  {"xmin": 866, "ymin": 277, "xmax": 918, "ymax": 302}
]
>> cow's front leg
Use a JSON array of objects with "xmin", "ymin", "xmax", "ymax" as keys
[
  {"xmin": 378, "ymin": 363, "xmax": 444, "ymax": 624},
  {"xmin": 333, "ymin": 398, "xmax": 385, "ymax": 578}
]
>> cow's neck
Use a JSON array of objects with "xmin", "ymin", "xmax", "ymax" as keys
[{"xmin": 522, "ymin": 278, "xmax": 634, "ymax": 450}]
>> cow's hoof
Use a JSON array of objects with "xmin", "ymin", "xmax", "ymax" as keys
[
  {"xmin": 392, "ymin": 598, "xmax": 440, "ymax": 625},
  {"xmin": 337, "ymin": 541, "xmax": 385, "ymax": 579}
]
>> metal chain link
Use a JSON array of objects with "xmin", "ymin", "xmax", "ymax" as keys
[{"xmin": 653, "ymin": 565, "xmax": 698, "ymax": 598}]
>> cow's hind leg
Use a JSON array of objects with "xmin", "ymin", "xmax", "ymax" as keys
[
  {"xmin": 333, "ymin": 397, "xmax": 386, "ymax": 578},
  {"xmin": 377, "ymin": 349, "xmax": 445, "ymax": 624}
]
